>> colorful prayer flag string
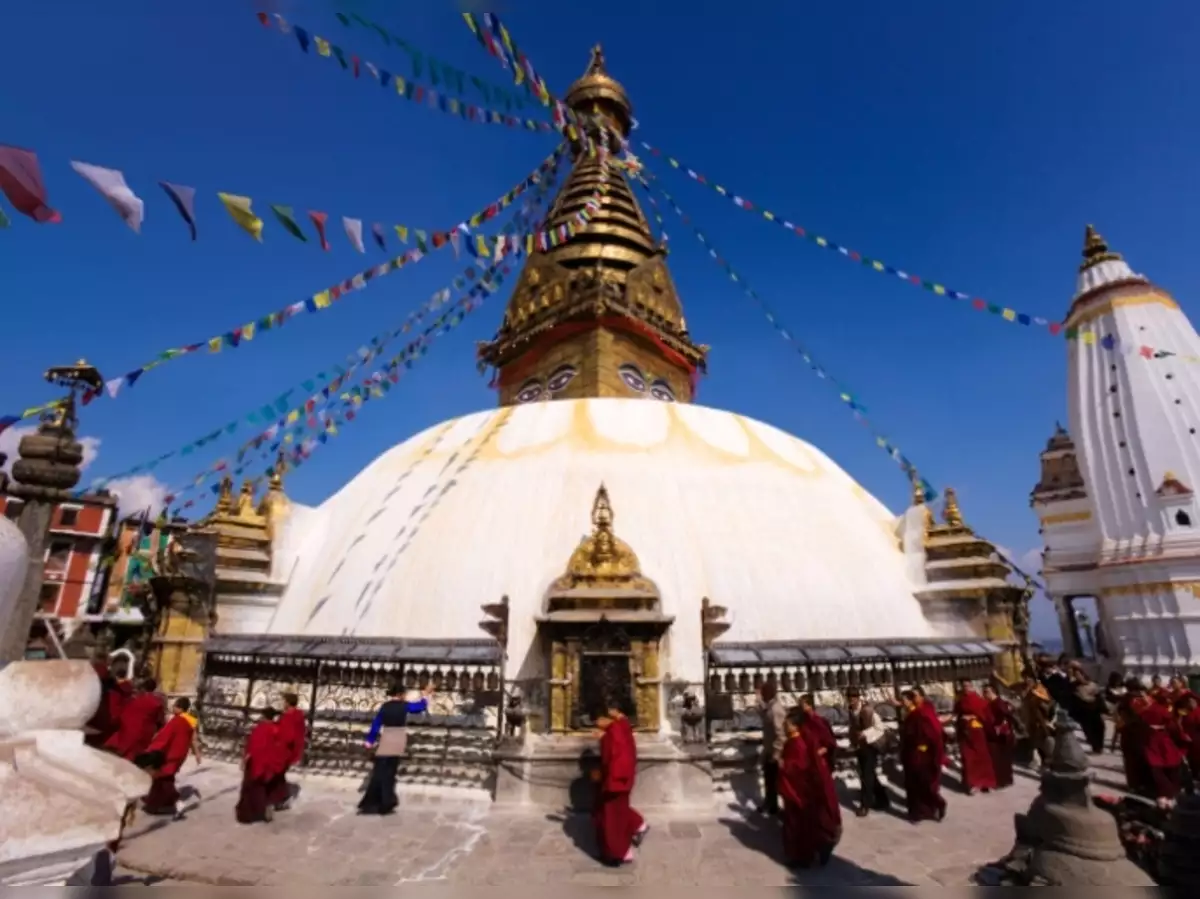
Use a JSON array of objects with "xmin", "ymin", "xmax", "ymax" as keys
[
  {"xmin": 262, "ymin": 14, "xmax": 557, "ymax": 135},
  {"xmin": 637, "ymin": 173, "xmax": 938, "ymax": 502},
  {"xmin": 328, "ymin": 10, "xmax": 535, "ymax": 113},
  {"xmin": 96, "ymin": 160, "xmax": 565, "ymax": 498},
  {"xmin": 635, "ymin": 142, "xmax": 1066, "ymax": 338},
  {"xmin": 81, "ymin": 147, "xmax": 570, "ymax": 405}
]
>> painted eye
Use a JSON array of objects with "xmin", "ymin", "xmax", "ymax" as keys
[
  {"xmin": 515, "ymin": 380, "xmax": 544, "ymax": 403},
  {"xmin": 650, "ymin": 380, "xmax": 676, "ymax": 402},
  {"xmin": 547, "ymin": 364, "xmax": 577, "ymax": 393},
  {"xmin": 618, "ymin": 364, "xmax": 646, "ymax": 393}
]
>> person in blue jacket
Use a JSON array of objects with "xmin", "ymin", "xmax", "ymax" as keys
[{"xmin": 358, "ymin": 681, "xmax": 433, "ymax": 815}]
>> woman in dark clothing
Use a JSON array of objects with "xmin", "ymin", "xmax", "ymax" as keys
[
  {"xmin": 358, "ymin": 682, "xmax": 433, "ymax": 815},
  {"xmin": 1068, "ymin": 664, "xmax": 1107, "ymax": 753}
]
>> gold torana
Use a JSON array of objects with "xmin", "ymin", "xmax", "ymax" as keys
[{"xmin": 476, "ymin": 45, "xmax": 708, "ymax": 407}]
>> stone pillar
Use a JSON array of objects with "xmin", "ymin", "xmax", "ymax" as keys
[
  {"xmin": 1051, "ymin": 596, "xmax": 1083, "ymax": 659},
  {"xmin": 0, "ymin": 411, "xmax": 85, "ymax": 663}
]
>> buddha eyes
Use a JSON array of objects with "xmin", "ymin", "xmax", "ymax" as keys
[
  {"xmin": 619, "ymin": 364, "xmax": 646, "ymax": 393},
  {"xmin": 547, "ymin": 364, "xmax": 578, "ymax": 393},
  {"xmin": 515, "ymin": 379, "xmax": 544, "ymax": 403},
  {"xmin": 650, "ymin": 379, "xmax": 676, "ymax": 402}
]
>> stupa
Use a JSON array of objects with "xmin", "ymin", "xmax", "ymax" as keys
[{"xmin": 194, "ymin": 47, "xmax": 1021, "ymax": 806}]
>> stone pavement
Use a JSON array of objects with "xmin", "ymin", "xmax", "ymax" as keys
[{"xmin": 117, "ymin": 748, "xmax": 1134, "ymax": 887}]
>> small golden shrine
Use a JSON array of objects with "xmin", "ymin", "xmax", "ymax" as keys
[
  {"xmin": 914, "ymin": 479, "xmax": 1025, "ymax": 681},
  {"xmin": 537, "ymin": 484, "xmax": 672, "ymax": 733},
  {"xmin": 476, "ymin": 46, "xmax": 708, "ymax": 407},
  {"xmin": 149, "ymin": 461, "xmax": 290, "ymax": 696}
]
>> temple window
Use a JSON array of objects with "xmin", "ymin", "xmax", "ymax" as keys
[
  {"xmin": 1176, "ymin": 510, "xmax": 1192, "ymax": 527},
  {"xmin": 618, "ymin": 363, "xmax": 647, "ymax": 393}
]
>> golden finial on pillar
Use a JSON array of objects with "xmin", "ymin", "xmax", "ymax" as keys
[
  {"xmin": 269, "ymin": 450, "xmax": 288, "ymax": 492},
  {"xmin": 237, "ymin": 479, "xmax": 257, "ymax": 517},
  {"xmin": 1080, "ymin": 224, "xmax": 1122, "ymax": 272},
  {"xmin": 911, "ymin": 470, "xmax": 934, "ymax": 529},
  {"xmin": 942, "ymin": 487, "xmax": 965, "ymax": 528},
  {"xmin": 215, "ymin": 474, "xmax": 234, "ymax": 515},
  {"xmin": 588, "ymin": 42, "xmax": 607, "ymax": 75}
]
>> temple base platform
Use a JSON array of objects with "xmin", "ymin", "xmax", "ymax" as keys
[{"xmin": 492, "ymin": 733, "xmax": 714, "ymax": 811}]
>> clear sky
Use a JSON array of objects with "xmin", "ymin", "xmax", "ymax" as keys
[{"xmin": 3, "ymin": 1, "xmax": 1197, "ymax": 640}]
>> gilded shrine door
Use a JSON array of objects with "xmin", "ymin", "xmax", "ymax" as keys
[{"xmin": 573, "ymin": 620, "xmax": 636, "ymax": 729}]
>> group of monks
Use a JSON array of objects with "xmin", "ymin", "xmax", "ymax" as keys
[
  {"xmin": 234, "ymin": 693, "xmax": 308, "ymax": 824},
  {"xmin": 86, "ymin": 662, "xmax": 200, "ymax": 819},
  {"xmin": 1114, "ymin": 675, "xmax": 1200, "ymax": 807}
]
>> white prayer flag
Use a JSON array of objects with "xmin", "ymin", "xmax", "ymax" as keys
[
  {"xmin": 343, "ymin": 217, "xmax": 365, "ymax": 253},
  {"xmin": 71, "ymin": 161, "xmax": 144, "ymax": 233}
]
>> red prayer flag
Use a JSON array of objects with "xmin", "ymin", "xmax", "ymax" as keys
[
  {"xmin": 308, "ymin": 210, "xmax": 330, "ymax": 250},
  {"xmin": 0, "ymin": 145, "xmax": 61, "ymax": 223}
]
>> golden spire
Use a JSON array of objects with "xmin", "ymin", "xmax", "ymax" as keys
[
  {"xmin": 942, "ymin": 487, "xmax": 964, "ymax": 528},
  {"xmin": 1080, "ymin": 224, "xmax": 1122, "ymax": 272},
  {"xmin": 911, "ymin": 470, "xmax": 934, "ymax": 528},
  {"xmin": 237, "ymin": 479, "xmax": 257, "ymax": 517},
  {"xmin": 269, "ymin": 450, "xmax": 288, "ymax": 491},
  {"xmin": 215, "ymin": 474, "xmax": 234, "ymax": 515}
]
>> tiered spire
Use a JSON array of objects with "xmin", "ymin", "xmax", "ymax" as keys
[
  {"xmin": 476, "ymin": 47, "xmax": 708, "ymax": 406},
  {"xmin": 1079, "ymin": 224, "xmax": 1122, "ymax": 272}
]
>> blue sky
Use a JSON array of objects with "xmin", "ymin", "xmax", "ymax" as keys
[{"xmin": 3, "ymin": 1, "xmax": 1197, "ymax": 640}]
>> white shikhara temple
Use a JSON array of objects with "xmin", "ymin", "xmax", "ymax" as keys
[
  {"xmin": 1033, "ymin": 227, "xmax": 1200, "ymax": 675},
  {"xmin": 186, "ymin": 49, "xmax": 1022, "ymax": 804}
]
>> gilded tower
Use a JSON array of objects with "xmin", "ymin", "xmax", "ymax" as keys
[{"xmin": 476, "ymin": 46, "xmax": 708, "ymax": 405}]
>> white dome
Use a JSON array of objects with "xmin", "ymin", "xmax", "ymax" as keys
[
  {"xmin": 0, "ymin": 515, "xmax": 29, "ymax": 647},
  {"xmin": 263, "ymin": 398, "xmax": 941, "ymax": 683}
]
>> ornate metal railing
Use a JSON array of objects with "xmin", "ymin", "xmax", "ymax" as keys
[{"xmin": 197, "ymin": 635, "xmax": 502, "ymax": 788}]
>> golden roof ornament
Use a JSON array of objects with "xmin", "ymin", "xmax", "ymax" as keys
[
  {"xmin": 236, "ymin": 479, "xmax": 257, "ymax": 517},
  {"xmin": 911, "ymin": 470, "xmax": 934, "ymax": 528},
  {"xmin": 269, "ymin": 450, "xmax": 288, "ymax": 491},
  {"xmin": 942, "ymin": 487, "xmax": 965, "ymax": 528},
  {"xmin": 1080, "ymin": 224, "xmax": 1122, "ymax": 272},
  {"xmin": 215, "ymin": 474, "xmax": 234, "ymax": 515},
  {"xmin": 549, "ymin": 483, "xmax": 657, "ymax": 595}
]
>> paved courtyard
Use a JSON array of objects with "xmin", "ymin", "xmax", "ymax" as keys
[{"xmin": 115, "ymin": 747, "xmax": 1134, "ymax": 887}]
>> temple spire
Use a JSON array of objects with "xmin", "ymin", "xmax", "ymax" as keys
[
  {"xmin": 943, "ymin": 487, "xmax": 965, "ymax": 528},
  {"xmin": 1080, "ymin": 224, "xmax": 1122, "ymax": 272}
]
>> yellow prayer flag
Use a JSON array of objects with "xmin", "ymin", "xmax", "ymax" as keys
[
  {"xmin": 286, "ymin": 410, "xmax": 300, "ymax": 424},
  {"xmin": 525, "ymin": 234, "xmax": 534, "ymax": 254},
  {"xmin": 669, "ymin": 158, "xmax": 680, "ymax": 168},
  {"xmin": 475, "ymin": 234, "xmax": 491, "ymax": 257},
  {"xmin": 326, "ymin": 422, "xmax": 338, "ymax": 435},
  {"xmin": 1082, "ymin": 331, "xmax": 1097, "ymax": 345},
  {"xmin": 763, "ymin": 211, "xmax": 775, "ymax": 221},
  {"xmin": 872, "ymin": 261, "xmax": 884, "ymax": 271},
  {"xmin": 217, "ymin": 192, "xmax": 263, "ymax": 242},
  {"xmin": 313, "ymin": 290, "xmax": 332, "ymax": 309},
  {"xmin": 1002, "ymin": 308, "xmax": 1017, "ymax": 321},
  {"xmin": 816, "ymin": 237, "xmax": 828, "ymax": 247},
  {"xmin": 394, "ymin": 75, "xmax": 407, "ymax": 95},
  {"xmin": 208, "ymin": 337, "xmax": 222, "ymax": 353},
  {"xmin": 284, "ymin": 433, "xmax": 294, "ymax": 444},
  {"xmin": 314, "ymin": 36, "xmax": 331, "ymax": 57},
  {"xmin": 242, "ymin": 322, "xmax": 256, "ymax": 341},
  {"xmin": 933, "ymin": 285, "xmax": 946, "ymax": 295},
  {"xmin": 715, "ymin": 186, "xmax": 727, "ymax": 195},
  {"xmin": 462, "ymin": 13, "xmax": 478, "ymax": 34},
  {"xmin": 394, "ymin": 225, "xmax": 409, "ymax": 243},
  {"xmin": 566, "ymin": 125, "xmax": 578, "ymax": 142}
]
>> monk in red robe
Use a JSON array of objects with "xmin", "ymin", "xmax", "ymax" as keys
[
  {"xmin": 797, "ymin": 693, "xmax": 837, "ymax": 763},
  {"xmin": 1140, "ymin": 691, "xmax": 1185, "ymax": 803},
  {"xmin": 140, "ymin": 697, "xmax": 200, "ymax": 818},
  {"xmin": 982, "ymin": 683, "xmax": 1015, "ymax": 789},
  {"xmin": 104, "ymin": 677, "xmax": 165, "ymax": 761},
  {"xmin": 1176, "ymin": 691, "xmax": 1200, "ymax": 787},
  {"xmin": 236, "ymin": 709, "xmax": 288, "ymax": 824},
  {"xmin": 1117, "ymin": 680, "xmax": 1152, "ymax": 795},
  {"xmin": 591, "ymin": 700, "xmax": 647, "ymax": 866},
  {"xmin": 900, "ymin": 689, "xmax": 946, "ymax": 822},
  {"xmin": 85, "ymin": 662, "xmax": 133, "ymax": 748},
  {"xmin": 268, "ymin": 691, "xmax": 307, "ymax": 810},
  {"xmin": 953, "ymin": 680, "xmax": 997, "ymax": 794},
  {"xmin": 777, "ymin": 711, "xmax": 842, "ymax": 868}
]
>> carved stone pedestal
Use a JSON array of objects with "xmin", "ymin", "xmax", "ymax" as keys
[
  {"xmin": 0, "ymin": 661, "xmax": 151, "ymax": 885},
  {"xmin": 493, "ymin": 732, "xmax": 713, "ymax": 811}
]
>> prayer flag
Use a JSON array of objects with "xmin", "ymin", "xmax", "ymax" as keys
[
  {"xmin": 0, "ymin": 145, "xmax": 61, "ymax": 223},
  {"xmin": 160, "ymin": 182, "xmax": 197, "ymax": 239},
  {"xmin": 309, "ymin": 211, "xmax": 331, "ymax": 250},
  {"xmin": 217, "ymin": 192, "xmax": 263, "ymax": 241},
  {"xmin": 271, "ymin": 205, "xmax": 307, "ymax": 241},
  {"xmin": 371, "ymin": 222, "xmax": 386, "ymax": 250},
  {"xmin": 0, "ymin": 207, "xmax": 9, "ymax": 229},
  {"xmin": 71, "ymin": 161, "xmax": 144, "ymax": 232},
  {"xmin": 394, "ymin": 224, "xmax": 408, "ymax": 243},
  {"xmin": 343, "ymin": 216, "xmax": 365, "ymax": 253},
  {"xmin": 294, "ymin": 26, "xmax": 311, "ymax": 53}
]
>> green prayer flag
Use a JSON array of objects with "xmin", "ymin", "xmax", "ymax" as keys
[
  {"xmin": 0, "ymin": 207, "xmax": 9, "ymax": 229},
  {"xmin": 331, "ymin": 45, "xmax": 349, "ymax": 69},
  {"xmin": 335, "ymin": 12, "xmax": 350, "ymax": 25},
  {"xmin": 270, "ymin": 205, "xmax": 308, "ymax": 242}
]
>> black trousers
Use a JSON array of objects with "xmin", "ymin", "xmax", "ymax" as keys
[
  {"xmin": 358, "ymin": 755, "xmax": 400, "ymax": 814},
  {"xmin": 761, "ymin": 759, "xmax": 780, "ymax": 813},
  {"xmin": 856, "ymin": 744, "xmax": 890, "ymax": 810}
]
